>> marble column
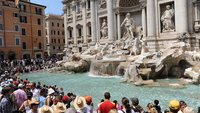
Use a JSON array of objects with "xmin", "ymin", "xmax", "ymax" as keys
[
  {"xmin": 175, "ymin": 0, "xmax": 188, "ymax": 33},
  {"xmin": 117, "ymin": 12, "xmax": 121, "ymax": 40},
  {"xmin": 107, "ymin": 0, "xmax": 114, "ymax": 41},
  {"xmin": 142, "ymin": 7, "xmax": 147, "ymax": 37},
  {"xmin": 91, "ymin": 0, "xmax": 97, "ymax": 43},
  {"xmin": 194, "ymin": 3, "xmax": 198, "ymax": 20},
  {"xmin": 72, "ymin": 1, "xmax": 77, "ymax": 46},
  {"xmin": 81, "ymin": 0, "xmax": 87, "ymax": 44},
  {"xmin": 147, "ymin": 0, "xmax": 156, "ymax": 38},
  {"xmin": 63, "ymin": 4, "xmax": 68, "ymax": 49}
]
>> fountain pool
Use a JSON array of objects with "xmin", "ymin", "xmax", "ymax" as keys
[{"xmin": 21, "ymin": 72, "xmax": 200, "ymax": 111}]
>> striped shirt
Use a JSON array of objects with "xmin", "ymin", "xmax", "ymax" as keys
[{"xmin": 0, "ymin": 96, "xmax": 12, "ymax": 113}]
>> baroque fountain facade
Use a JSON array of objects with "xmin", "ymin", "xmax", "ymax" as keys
[{"xmin": 60, "ymin": 0, "xmax": 200, "ymax": 85}]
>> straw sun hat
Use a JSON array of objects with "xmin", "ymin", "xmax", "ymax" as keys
[
  {"xmin": 53, "ymin": 102, "xmax": 66, "ymax": 113},
  {"xmin": 30, "ymin": 98, "xmax": 39, "ymax": 105},
  {"xmin": 39, "ymin": 105, "xmax": 53, "ymax": 113},
  {"xmin": 73, "ymin": 96, "xmax": 86, "ymax": 110}
]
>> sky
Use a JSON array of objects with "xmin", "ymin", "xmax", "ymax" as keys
[{"xmin": 31, "ymin": 0, "xmax": 63, "ymax": 15}]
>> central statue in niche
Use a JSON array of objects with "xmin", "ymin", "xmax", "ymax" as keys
[
  {"xmin": 121, "ymin": 13, "xmax": 136, "ymax": 39},
  {"xmin": 161, "ymin": 5, "xmax": 175, "ymax": 32}
]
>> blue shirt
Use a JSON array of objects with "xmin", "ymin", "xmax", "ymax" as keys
[{"xmin": 38, "ymin": 96, "xmax": 45, "ymax": 108}]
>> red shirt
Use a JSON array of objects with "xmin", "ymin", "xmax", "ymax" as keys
[{"xmin": 98, "ymin": 100, "xmax": 115, "ymax": 113}]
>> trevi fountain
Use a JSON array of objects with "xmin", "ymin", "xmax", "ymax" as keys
[{"xmin": 22, "ymin": 0, "xmax": 200, "ymax": 110}]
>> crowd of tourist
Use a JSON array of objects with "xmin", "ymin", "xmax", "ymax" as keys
[
  {"xmin": 0, "ymin": 74, "xmax": 199, "ymax": 113},
  {"xmin": 0, "ymin": 58, "xmax": 61, "ymax": 76},
  {"xmin": 0, "ymin": 58, "xmax": 199, "ymax": 113}
]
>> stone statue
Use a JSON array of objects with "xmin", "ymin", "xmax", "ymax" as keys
[
  {"xmin": 99, "ymin": 0, "xmax": 106, "ymax": 9},
  {"xmin": 121, "ymin": 13, "xmax": 136, "ymax": 39},
  {"xmin": 161, "ymin": 5, "xmax": 175, "ymax": 32},
  {"xmin": 100, "ymin": 19, "xmax": 108, "ymax": 39}
]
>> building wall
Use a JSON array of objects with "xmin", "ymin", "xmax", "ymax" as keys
[
  {"xmin": 0, "ymin": 0, "xmax": 21, "ymax": 60},
  {"xmin": 19, "ymin": 1, "xmax": 46, "ymax": 59},
  {"xmin": 45, "ymin": 14, "xmax": 65, "ymax": 56},
  {"xmin": 0, "ymin": 0, "xmax": 46, "ymax": 60},
  {"xmin": 63, "ymin": 0, "xmax": 92, "ymax": 53}
]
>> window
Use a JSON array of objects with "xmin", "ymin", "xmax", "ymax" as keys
[
  {"xmin": 13, "ymin": 13, "xmax": 18, "ymax": 17},
  {"xmin": 62, "ymin": 24, "xmax": 64, "ymax": 27},
  {"xmin": 58, "ymin": 39, "xmax": 60, "ymax": 43},
  {"xmin": 87, "ymin": 0, "xmax": 90, "ymax": 10},
  {"xmin": 62, "ymin": 31, "xmax": 64, "ymax": 35},
  {"xmin": 15, "ymin": 25, "xmax": 19, "ymax": 31},
  {"xmin": 38, "ymin": 30, "xmax": 42, "ymax": 36},
  {"xmin": 77, "ymin": 2, "xmax": 81, "ymax": 14},
  {"xmin": 53, "ymin": 46, "xmax": 55, "ymax": 50},
  {"xmin": 54, "ymin": 30, "xmax": 56, "ymax": 35},
  {"xmin": 52, "ymin": 22, "xmax": 54, "ymax": 26},
  {"xmin": 0, "ymin": 11, "xmax": 2, "ymax": 16},
  {"xmin": 0, "ymin": 37, "xmax": 3, "ymax": 47},
  {"xmin": 15, "ymin": 37, "xmax": 20, "ymax": 45},
  {"xmin": 19, "ymin": 4, "xmax": 26, "ymax": 12},
  {"xmin": 20, "ymin": 16, "xmax": 27, "ymax": 23},
  {"xmin": 68, "ymin": 6, "xmax": 71, "ymax": 15},
  {"xmin": 89, "ymin": 26, "xmax": 91, "ymax": 36},
  {"xmin": 38, "ymin": 43, "xmax": 42, "ymax": 49},
  {"xmin": 58, "ymin": 46, "xmax": 61, "ymax": 50},
  {"xmin": 22, "ymin": 28, "xmax": 26, "ymax": 35},
  {"xmin": 57, "ymin": 23, "xmax": 59, "ymax": 27},
  {"xmin": 0, "ymin": 24, "xmax": 3, "ymax": 30},
  {"xmin": 58, "ymin": 31, "xmax": 60, "ymax": 35},
  {"xmin": 69, "ymin": 29, "xmax": 72, "ymax": 38},
  {"xmin": 37, "ymin": 18, "xmax": 41, "ymax": 25},
  {"xmin": 78, "ymin": 28, "xmax": 82, "ymax": 37},
  {"xmin": 54, "ymin": 39, "xmax": 56, "ymax": 43},
  {"xmin": 35, "ymin": 8, "xmax": 42, "ymax": 15},
  {"xmin": 63, "ymin": 39, "xmax": 65, "ymax": 43},
  {"xmin": 22, "ymin": 42, "xmax": 26, "ymax": 49}
]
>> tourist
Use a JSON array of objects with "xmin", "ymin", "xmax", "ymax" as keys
[
  {"xmin": 45, "ymin": 88, "xmax": 55, "ymax": 106},
  {"xmin": 0, "ymin": 87, "xmax": 13, "ymax": 113},
  {"xmin": 150, "ymin": 107, "xmax": 158, "ymax": 113},
  {"xmin": 30, "ymin": 82, "xmax": 40, "ymax": 100},
  {"xmin": 61, "ymin": 95, "xmax": 69, "ymax": 109},
  {"xmin": 130, "ymin": 97, "xmax": 144, "ymax": 113},
  {"xmin": 109, "ymin": 109, "xmax": 118, "ymax": 113},
  {"xmin": 38, "ymin": 88, "xmax": 46, "ymax": 108},
  {"xmin": 84, "ymin": 96, "xmax": 93, "ymax": 113},
  {"xmin": 65, "ymin": 108, "xmax": 77, "ymax": 113},
  {"xmin": 38, "ymin": 105, "xmax": 54, "ymax": 113},
  {"xmin": 154, "ymin": 100, "xmax": 161, "ymax": 113},
  {"xmin": 27, "ymin": 98, "xmax": 39, "ymax": 113},
  {"xmin": 118, "ymin": 97, "xmax": 134, "ymax": 113},
  {"xmin": 73, "ymin": 96, "xmax": 87, "ymax": 113},
  {"xmin": 178, "ymin": 100, "xmax": 187, "ymax": 113},
  {"xmin": 169, "ymin": 100, "xmax": 180, "ymax": 113},
  {"xmin": 53, "ymin": 102, "xmax": 66, "ymax": 113},
  {"xmin": 145, "ymin": 103, "xmax": 154, "ymax": 113},
  {"xmin": 183, "ymin": 107, "xmax": 194, "ymax": 113},
  {"xmin": 97, "ymin": 92, "xmax": 116, "ymax": 113},
  {"xmin": 19, "ymin": 91, "xmax": 33, "ymax": 113},
  {"xmin": 13, "ymin": 83, "xmax": 27, "ymax": 109}
]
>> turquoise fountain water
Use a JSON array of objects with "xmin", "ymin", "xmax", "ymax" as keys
[{"xmin": 21, "ymin": 72, "xmax": 200, "ymax": 111}]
